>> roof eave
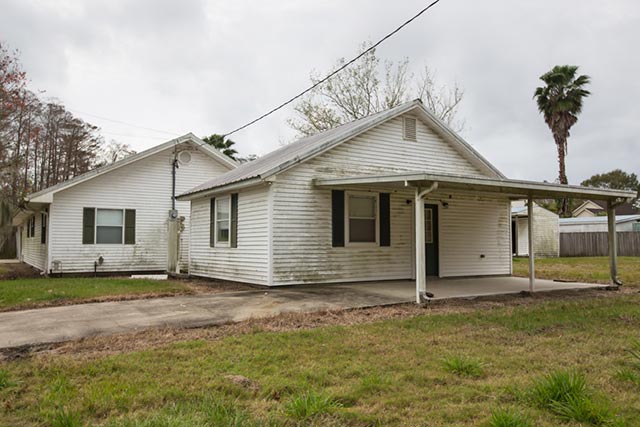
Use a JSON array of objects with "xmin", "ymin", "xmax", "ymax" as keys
[
  {"xmin": 313, "ymin": 172, "xmax": 636, "ymax": 200},
  {"xmin": 176, "ymin": 176, "xmax": 266, "ymax": 201}
]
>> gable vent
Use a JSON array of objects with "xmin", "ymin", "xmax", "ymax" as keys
[{"xmin": 403, "ymin": 117, "xmax": 417, "ymax": 141}]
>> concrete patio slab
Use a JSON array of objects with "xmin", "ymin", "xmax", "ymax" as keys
[{"xmin": 0, "ymin": 276, "xmax": 606, "ymax": 349}]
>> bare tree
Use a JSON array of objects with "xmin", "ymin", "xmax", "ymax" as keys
[
  {"xmin": 288, "ymin": 46, "xmax": 464, "ymax": 137},
  {"xmin": 99, "ymin": 140, "xmax": 136, "ymax": 165}
]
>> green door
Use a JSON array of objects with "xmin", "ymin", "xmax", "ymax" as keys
[{"xmin": 424, "ymin": 203, "xmax": 439, "ymax": 276}]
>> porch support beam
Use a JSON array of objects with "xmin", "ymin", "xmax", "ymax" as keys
[
  {"xmin": 527, "ymin": 196, "xmax": 535, "ymax": 293},
  {"xmin": 415, "ymin": 182, "xmax": 438, "ymax": 303},
  {"xmin": 607, "ymin": 200, "xmax": 621, "ymax": 286}
]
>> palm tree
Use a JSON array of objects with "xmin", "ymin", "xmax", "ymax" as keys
[
  {"xmin": 202, "ymin": 134, "xmax": 238, "ymax": 160},
  {"xmin": 534, "ymin": 65, "xmax": 590, "ymax": 215}
]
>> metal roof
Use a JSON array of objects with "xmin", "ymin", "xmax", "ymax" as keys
[
  {"xmin": 313, "ymin": 172, "xmax": 637, "ymax": 200},
  {"xmin": 559, "ymin": 215, "xmax": 640, "ymax": 225},
  {"xmin": 179, "ymin": 99, "xmax": 506, "ymax": 199}
]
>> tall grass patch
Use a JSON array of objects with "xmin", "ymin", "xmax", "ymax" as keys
[
  {"xmin": 285, "ymin": 391, "xmax": 342, "ymax": 421},
  {"xmin": 442, "ymin": 355, "xmax": 485, "ymax": 377},
  {"xmin": 486, "ymin": 408, "xmax": 532, "ymax": 427},
  {"xmin": 530, "ymin": 370, "xmax": 619, "ymax": 426}
]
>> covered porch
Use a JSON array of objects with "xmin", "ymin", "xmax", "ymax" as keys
[
  {"xmin": 315, "ymin": 171, "xmax": 635, "ymax": 302},
  {"xmin": 311, "ymin": 277, "xmax": 608, "ymax": 303}
]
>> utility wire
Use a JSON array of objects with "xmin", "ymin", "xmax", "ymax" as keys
[
  {"xmin": 68, "ymin": 108, "xmax": 181, "ymax": 136},
  {"xmin": 221, "ymin": 0, "xmax": 442, "ymax": 138}
]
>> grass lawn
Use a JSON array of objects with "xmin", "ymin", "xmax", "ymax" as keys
[
  {"xmin": 1, "ymin": 295, "xmax": 639, "ymax": 426},
  {"xmin": 513, "ymin": 256, "xmax": 640, "ymax": 287},
  {"xmin": 0, "ymin": 277, "xmax": 191, "ymax": 311}
]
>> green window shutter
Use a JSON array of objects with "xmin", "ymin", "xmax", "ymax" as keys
[
  {"xmin": 210, "ymin": 198, "xmax": 215, "ymax": 247},
  {"xmin": 124, "ymin": 209, "xmax": 136, "ymax": 244},
  {"xmin": 379, "ymin": 193, "xmax": 391, "ymax": 247},
  {"xmin": 82, "ymin": 208, "xmax": 95, "ymax": 244},
  {"xmin": 332, "ymin": 190, "xmax": 345, "ymax": 247},
  {"xmin": 230, "ymin": 193, "xmax": 238, "ymax": 248}
]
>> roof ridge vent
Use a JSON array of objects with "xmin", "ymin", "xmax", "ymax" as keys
[{"xmin": 403, "ymin": 116, "xmax": 417, "ymax": 141}]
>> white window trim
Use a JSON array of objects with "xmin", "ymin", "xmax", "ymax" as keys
[
  {"xmin": 95, "ymin": 208, "xmax": 125, "ymax": 245},
  {"xmin": 214, "ymin": 196, "xmax": 231, "ymax": 247},
  {"xmin": 345, "ymin": 191, "xmax": 379, "ymax": 246}
]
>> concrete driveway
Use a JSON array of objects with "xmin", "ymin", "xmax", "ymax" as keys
[
  {"xmin": 0, "ymin": 277, "xmax": 604, "ymax": 349},
  {"xmin": 0, "ymin": 282, "xmax": 413, "ymax": 349}
]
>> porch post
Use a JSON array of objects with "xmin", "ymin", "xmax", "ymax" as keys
[
  {"xmin": 415, "ymin": 187, "xmax": 426, "ymax": 303},
  {"xmin": 527, "ymin": 196, "xmax": 535, "ymax": 293},
  {"xmin": 607, "ymin": 200, "xmax": 619, "ymax": 285}
]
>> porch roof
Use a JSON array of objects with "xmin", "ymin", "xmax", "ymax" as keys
[{"xmin": 313, "ymin": 172, "xmax": 637, "ymax": 201}]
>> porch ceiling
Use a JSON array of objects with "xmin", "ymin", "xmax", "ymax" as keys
[{"xmin": 313, "ymin": 172, "xmax": 637, "ymax": 201}]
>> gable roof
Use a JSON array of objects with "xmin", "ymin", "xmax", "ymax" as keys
[
  {"xmin": 572, "ymin": 199, "xmax": 639, "ymax": 217},
  {"xmin": 26, "ymin": 133, "xmax": 237, "ymax": 204},
  {"xmin": 179, "ymin": 100, "xmax": 505, "ymax": 199}
]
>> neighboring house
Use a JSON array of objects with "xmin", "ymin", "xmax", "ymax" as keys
[
  {"xmin": 13, "ymin": 134, "xmax": 236, "ymax": 274},
  {"xmin": 572, "ymin": 199, "xmax": 639, "ymax": 217},
  {"xmin": 511, "ymin": 201, "xmax": 559, "ymax": 258},
  {"xmin": 559, "ymin": 215, "xmax": 640, "ymax": 233},
  {"xmin": 178, "ymin": 100, "xmax": 632, "ymax": 292}
]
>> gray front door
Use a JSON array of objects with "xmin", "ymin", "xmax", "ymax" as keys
[{"xmin": 424, "ymin": 204, "xmax": 439, "ymax": 276}]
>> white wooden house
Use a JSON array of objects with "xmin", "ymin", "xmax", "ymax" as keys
[
  {"xmin": 179, "ymin": 100, "xmax": 634, "ymax": 300},
  {"xmin": 13, "ymin": 134, "xmax": 236, "ymax": 274},
  {"xmin": 511, "ymin": 201, "xmax": 559, "ymax": 257}
]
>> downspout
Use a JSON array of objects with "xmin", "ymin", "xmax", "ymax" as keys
[
  {"xmin": 415, "ymin": 182, "xmax": 438, "ymax": 303},
  {"xmin": 171, "ymin": 157, "xmax": 178, "ymax": 211}
]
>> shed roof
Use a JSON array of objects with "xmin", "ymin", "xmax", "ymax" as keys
[
  {"xmin": 313, "ymin": 172, "xmax": 637, "ymax": 201},
  {"xmin": 179, "ymin": 100, "xmax": 505, "ymax": 199},
  {"xmin": 559, "ymin": 215, "xmax": 640, "ymax": 225}
]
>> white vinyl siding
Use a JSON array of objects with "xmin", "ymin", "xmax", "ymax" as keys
[
  {"xmin": 512, "ymin": 203, "xmax": 560, "ymax": 258},
  {"xmin": 20, "ymin": 212, "xmax": 47, "ymax": 270},
  {"xmin": 46, "ymin": 144, "xmax": 231, "ymax": 273},
  {"xmin": 308, "ymin": 114, "xmax": 487, "ymax": 178},
  {"xmin": 189, "ymin": 186, "xmax": 269, "ymax": 285},
  {"xmin": 268, "ymin": 113, "xmax": 510, "ymax": 285}
]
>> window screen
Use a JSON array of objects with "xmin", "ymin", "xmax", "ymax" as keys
[
  {"xmin": 348, "ymin": 194, "xmax": 376, "ymax": 243},
  {"xmin": 96, "ymin": 209, "xmax": 123, "ymax": 244},
  {"xmin": 216, "ymin": 197, "xmax": 230, "ymax": 244}
]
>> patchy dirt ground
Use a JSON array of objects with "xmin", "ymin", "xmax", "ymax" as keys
[
  {"xmin": 3, "ymin": 286, "xmax": 635, "ymax": 363},
  {"xmin": 0, "ymin": 261, "xmax": 40, "ymax": 280}
]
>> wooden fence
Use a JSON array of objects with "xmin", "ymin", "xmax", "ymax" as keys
[{"xmin": 560, "ymin": 232, "xmax": 640, "ymax": 257}]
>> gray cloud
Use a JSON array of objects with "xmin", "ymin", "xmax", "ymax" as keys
[{"xmin": 2, "ymin": 0, "xmax": 638, "ymax": 184}]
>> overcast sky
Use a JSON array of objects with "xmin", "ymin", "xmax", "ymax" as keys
[{"xmin": 2, "ymin": 0, "xmax": 638, "ymax": 183}]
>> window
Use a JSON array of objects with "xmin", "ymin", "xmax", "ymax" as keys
[
  {"xmin": 41, "ymin": 213, "xmax": 47, "ymax": 244},
  {"xmin": 27, "ymin": 216, "xmax": 35, "ymax": 238},
  {"xmin": 425, "ymin": 208, "xmax": 434, "ymax": 243},
  {"xmin": 96, "ymin": 209, "xmax": 124, "ymax": 244},
  {"xmin": 82, "ymin": 208, "xmax": 136, "ymax": 245},
  {"xmin": 347, "ymin": 193, "xmax": 377, "ymax": 243},
  {"xmin": 633, "ymin": 222, "xmax": 640, "ymax": 232},
  {"xmin": 215, "ymin": 197, "xmax": 230, "ymax": 245}
]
